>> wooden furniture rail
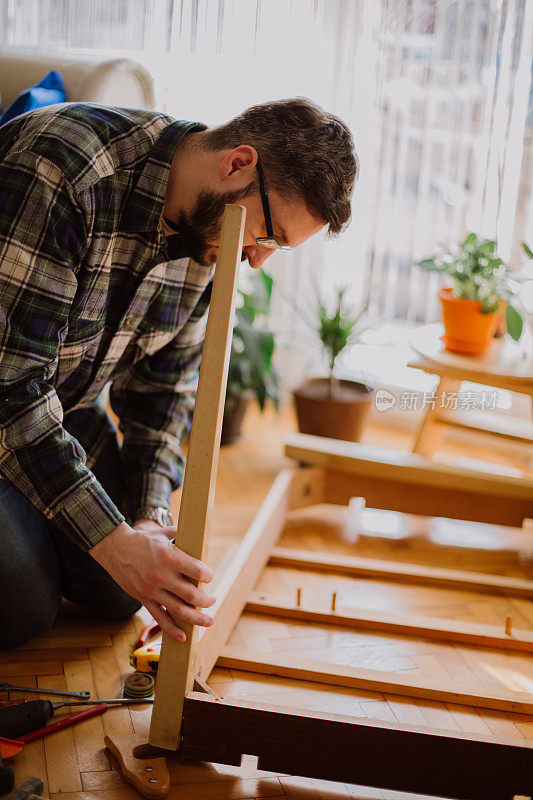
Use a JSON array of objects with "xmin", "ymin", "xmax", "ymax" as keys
[
  {"xmin": 408, "ymin": 323, "xmax": 533, "ymax": 457},
  {"xmin": 285, "ymin": 431, "xmax": 533, "ymax": 526},
  {"xmin": 108, "ymin": 443, "xmax": 533, "ymax": 798},
  {"xmin": 106, "ymin": 206, "xmax": 533, "ymax": 800}
]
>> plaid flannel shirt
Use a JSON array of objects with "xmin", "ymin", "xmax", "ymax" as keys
[{"xmin": 0, "ymin": 103, "xmax": 212, "ymax": 550}]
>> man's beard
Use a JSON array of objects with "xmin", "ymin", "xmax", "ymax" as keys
[{"xmin": 165, "ymin": 186, "xmax": 251, "ymax": 266}]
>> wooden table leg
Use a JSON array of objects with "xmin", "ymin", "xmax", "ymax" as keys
[{"xmin": 412, "ymin": 376, "xmax": 461, "ymax": 456}]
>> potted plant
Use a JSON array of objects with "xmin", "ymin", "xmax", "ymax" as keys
[
  {"xmin": 293, "ymin": 286, "xmax": 375, "ymax": 442},
  {"xmin": 418, "ymin": 233, "xmax": 525, "ymax": 354},
  {"xmin": 221, "ymin": 269, "xmax": 279, "ymax": 444}
]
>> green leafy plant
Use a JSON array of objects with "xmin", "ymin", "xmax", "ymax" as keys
[
  {"xmin": 418, "ymin": 233, "xmax": 529, "ymax": 341},
  {"xmin": 225, "ymin": 268, "xmax": 279, "ymax": 411},
  {"xmin": 306, "ymin": 286, "xmax": 370, "ymax": 400}
]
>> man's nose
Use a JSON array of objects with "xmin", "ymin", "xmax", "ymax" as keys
[{"xmin": 243, "ymin": 246, "xmax": 275, "ymax": 270}]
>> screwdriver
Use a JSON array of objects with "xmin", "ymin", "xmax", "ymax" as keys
[{"xmin": 0, "ymin": 697, "xmax": 152, "ymax": 739}]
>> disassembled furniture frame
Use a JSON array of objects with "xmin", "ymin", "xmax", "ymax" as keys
[{"xmin": 106, "ymin": 205, "xmax": 533, "ymax": 800}]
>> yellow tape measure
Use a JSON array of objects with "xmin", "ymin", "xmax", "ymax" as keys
[{"xmin": 129, "ymin": 642, "xmax": 161, "ymax": 673}]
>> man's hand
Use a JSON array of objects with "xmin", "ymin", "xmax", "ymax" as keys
[{"xmin": 89, "ymin": 521, "xmax": 216, "ymax": 642}]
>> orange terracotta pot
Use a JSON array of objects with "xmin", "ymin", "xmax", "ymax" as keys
[{"xmin": 439, "ymin": 287, "xmax": 500, "ymax": 355}]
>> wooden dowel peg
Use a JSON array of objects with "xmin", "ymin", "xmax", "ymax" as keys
[
  {"xmin": 522, "ymin": 518, "xmax": 533, "ymax": 534},
  {"xmin": 331, "ymin": 592, "xmax": 337, "ymax": 612},
  {"xmin": 296, "ymin": 588, "xmax": 302, "ymax": 607},
  {"xmin": 505, "ymin": 615, "xmax": 513, "ymax": 636}
]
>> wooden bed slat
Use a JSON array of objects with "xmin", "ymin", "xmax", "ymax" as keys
[
  {"xmin": 285, "ymin": 434, "xmax": 533, "ymax": 526},
  {"xmin": 269, "ymin": 546, "xmax": 533, "ymax": 597},
  {"xmin": 284, "ymin": 433, "xmax": 533, "ymax": 499},
  {"xmin": 217, "ymin": 647, "xmax": 533, "ymax": 715},
  {"xmin": 194, "ymin": 468, "xmax": 295, "ymax": 679},
  {"xmin": 245, "ymin": 594, "xmax": 533, "ymax": 652}
]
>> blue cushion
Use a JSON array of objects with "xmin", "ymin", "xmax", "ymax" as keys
[{"xmin": 0, "ymin": 70, "xmax": 66, "ymax": 127}]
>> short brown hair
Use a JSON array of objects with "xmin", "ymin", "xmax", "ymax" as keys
[{"xmin": 202, "ymin": 98, "xmax": 358, "ymax": 236}]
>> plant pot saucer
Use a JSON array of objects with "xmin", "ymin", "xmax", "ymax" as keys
[{"xmin": 440, "ymin": 334, "xmax": 493, "ymax": 356}]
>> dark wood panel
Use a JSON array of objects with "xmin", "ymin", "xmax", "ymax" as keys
[{"xmin": 182, "ymin": 693, "xmax": 533, "ymax": 800}]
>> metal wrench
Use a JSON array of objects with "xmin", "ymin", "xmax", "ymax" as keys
[{"xmin": 0, "ymin": 683, "xmax": 91, "ymax": 700}]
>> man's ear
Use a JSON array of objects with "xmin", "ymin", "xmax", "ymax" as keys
[{"xmin": 219, "ymin": 145, "xmax": 258, "ymax": 179}]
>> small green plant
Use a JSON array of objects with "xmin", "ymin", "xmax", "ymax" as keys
[
  {"xmin": 310, "ymin": 286, "xmax": 370, "ymax": 400},
  {"xmin": 225, "ymin": 268, "xmax": 279, "ymax": 411},
  {"xmin": 418, "ymin": 233, "xmax": 529, "ymax": 341}
]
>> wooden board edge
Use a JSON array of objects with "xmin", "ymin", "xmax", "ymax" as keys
[
  {"xmin": 182, "ymin": 692, "xmax": 533, "ymax": 798},
  {"xmin": 217, "ymin": 648, "xmax": 533, "ymax": 716}
]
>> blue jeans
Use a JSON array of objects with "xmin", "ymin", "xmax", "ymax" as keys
[{"xmin": 0, "ymin": 424, "xmax": 141, "ymax": 650}]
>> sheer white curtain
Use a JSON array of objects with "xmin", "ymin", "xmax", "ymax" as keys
[{"xmin": 1, "ymin": 0, "xmax": 532, "ymax": 339}]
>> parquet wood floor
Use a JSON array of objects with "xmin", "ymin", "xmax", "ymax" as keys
[{"xmin": 2, "ymin": 407, "xmax": 533, "ymax": 800}]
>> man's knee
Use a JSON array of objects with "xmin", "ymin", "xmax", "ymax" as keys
[
  {"xmin": 0, "ymin": 592, "xmax": 60, "ymax": 650},
  {"xmin": 90, "ymin": 594, "xmax": 142, "ymax": 622},
  {"xmin": 0, "ymin": 479, "xmax": 62, "ymax": 649}
]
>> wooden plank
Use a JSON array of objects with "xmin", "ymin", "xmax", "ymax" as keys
[
  {"xmin": 245, "ymin": 595, "xmax": 533, "ymax": 653},
  {"xmin": 149, "ymin": 204, "xmax": 245, "ymax": 751},
  {"xmin": 181, "ymin": 692, "xmax": 533, "ymax": 800},
  {"xmin": 269, "ymin": 546, "xmax": 533, "ymax": 598},
  {"xmin": 195, "ymin": 468, "xmax": 297, "ymax": 681},
  {"xmin": 63, "ymin": 659, "xmax": 109, "ymax": 773},
  {"xmin": 88, "ymin": 646, "xmax": 134, "ymax": 737},
  {"xmin": 38, "ymin": 674, "xmax": 83, "ymax": 794},
  {"xmin": 436, "ymin": 408, "xmax": 533, "ymax": 445},
  {"xmin": 285, "ymin": 433, "xmax": 533, "ymax": 501},
  {"xmin": 286, "ymin": 466, "xmax": 325, "ymax": 509},
  {"xmin": 0, "ymin": 660, "xmax": 63, "ymax": 677},
  {"xmin": 412, "ymin": 375, "xmax": 459, "ymax": 456},
  {"xmin": 0, "ymin": 647, "xmax": 88, "ymax": 663},
  {"xmin": 217, "ymin": 648, "xmax": 533, "ymax": 715},
  {"xmin": 323, "ymin": 469, "xmax": 533, "ymax": 527}
]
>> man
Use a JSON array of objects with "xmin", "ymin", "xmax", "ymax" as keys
[{"xmin": 0, "ymin": 97, "xmax": 358, "ymax": 649}]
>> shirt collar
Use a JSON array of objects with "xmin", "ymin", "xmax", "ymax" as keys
[{"xmin": 121, "ymin": 119, "xmax": 207, "ymax": 235}]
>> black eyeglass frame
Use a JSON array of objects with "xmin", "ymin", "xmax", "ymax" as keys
[{"xmin": 255, "ymin": 160, "xmax": 292, "ymax": 251}]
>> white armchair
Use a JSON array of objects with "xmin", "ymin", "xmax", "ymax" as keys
[{"xmin": 0, "ymin": 52, "xmax": 155, "ymax": 110}]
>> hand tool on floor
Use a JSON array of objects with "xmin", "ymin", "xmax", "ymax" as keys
[
  {"xmin": 20, "ymin": 795, "xmax": 50, "ymax": 800},
  {"xmin": 0, "ymin": 737, "xmax": 25, "ymax": 759},
  {"xmin": 130, "ymin": 620, "xmax": 161, "ymax": 672},
  {"xmin": 23, "ymin": 795, "xmax": 49, "ymax": 800},
  {"xmin": 0, "ymin": 697, "xmax": 152, "ymax": 739},
  {"xmin": 129, "ymin": 622, "xmax": 221, "ymax": 698},
  {"xmin": 0, "ymin": 705, "xmax": 108, "ymax": 769},
  {"xmin": 6, "ymin": 776, "xmax": 44, "ymax": 800},
  {"xmin": 19, "ymin": 703, "xmax": 108, "ymax": 744},
  {"xmin": 0, "ymin": 683, "xmax": 90, "ymax": 700}
]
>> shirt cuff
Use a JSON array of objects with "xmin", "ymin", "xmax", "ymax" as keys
[
  {"xmin": 128, "ymin": 470, "xmax": 175, "ymax": 518},
  {"xmin": 52, "ymin": 477, "xmax": 125, "ymax": 551}
]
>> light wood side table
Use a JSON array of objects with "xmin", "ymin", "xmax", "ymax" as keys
[{"xmin": 408, "ymin": 324, "xmax": 533, "ymax": 456}]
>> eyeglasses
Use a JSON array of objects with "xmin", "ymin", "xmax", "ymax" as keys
[{"xmin": 255, "ymin": 160, "xmax": 292, "ymax": 251}]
